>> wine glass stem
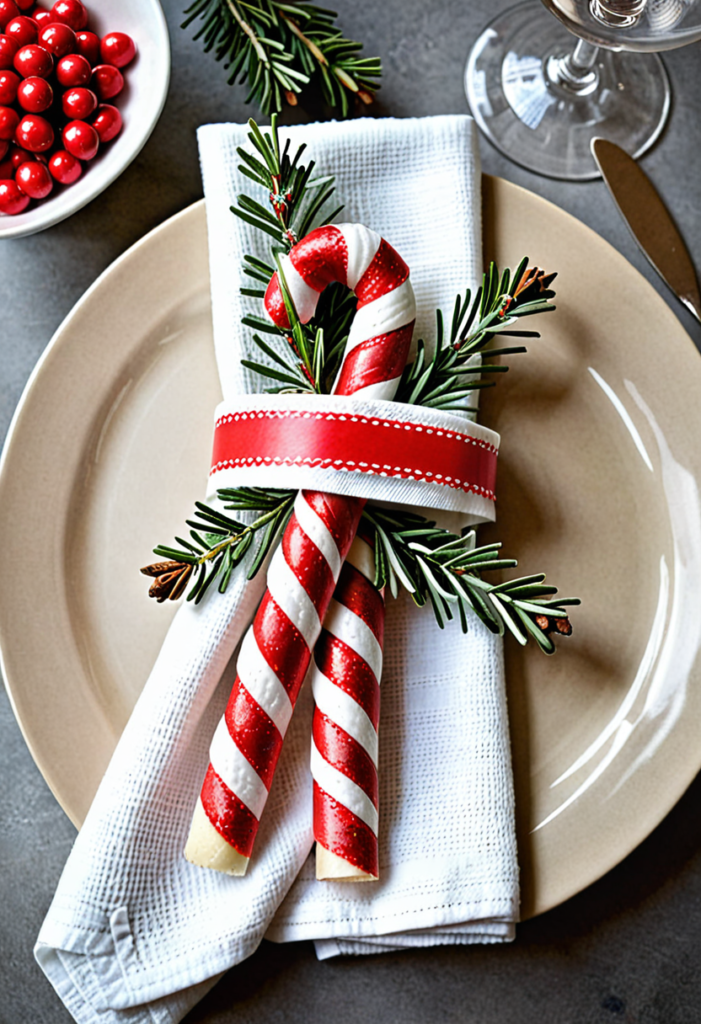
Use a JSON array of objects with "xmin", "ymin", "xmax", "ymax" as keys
[{"xmin": 546, "ymin": 38, "xmax": 600, "ymax": 94}]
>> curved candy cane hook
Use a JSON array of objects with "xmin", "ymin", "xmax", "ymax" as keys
[{"xmin": 265, "ymin": 223, "xmax": 416, "ymax": 400}]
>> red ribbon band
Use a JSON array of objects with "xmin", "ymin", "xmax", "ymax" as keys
[{"xmin": 211, "ymin": 409, "xmax": 497, "ymax": 501}]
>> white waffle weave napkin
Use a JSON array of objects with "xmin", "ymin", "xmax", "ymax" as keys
[{"xmin": 35, "ymin": 115, "xmax": 519, "ymax": 1024}]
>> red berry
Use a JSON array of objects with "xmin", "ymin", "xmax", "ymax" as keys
[
  {"xmin": 0, "ymin": 1, "xmax": 20, "ymax": 30},
  {"xmin": 0, "ymin": 178, "xmax": 31, "ymax": 213},
  {"xmin": 8, "ymin": 142, "xmax": 29, "ymax": 167},
  {"xmin": 0, "ymin": 34, "xmax": 19, "ymax": 69},
  {"xmin": 99, "ymin": 31, "xmax": 135, "ymax": 69},
  {"xmin": 0, "ymin": 68, "xmax": 19, "ymax": 104},
  {"xmin": 6, "ymin": 14, "xmax": 36, "ymax": 45},
  {"xmin": 16, "ymin": 158, "xmax": 52, "ymax": 197},
  {"xmin": 73, "ymin": 28, "xmax": 98, "ymax": 64},
  {"xmin": 55, "ymin": 50, "xmax": 89, "ymax": 86},
  {"xmin": 16, "ymin": 112, "xmax": 53, "ymax": 151},
  {"xmin": 91, "ymin": 62, "xmax": 122, "ymax": 101},
  {"xmin": 38, "ymin": 21, "xmax": 76, "ymax": 57},
  {"xmin": 0, "ymin": 103, "xmax": 18, "ymax": 139},
  {"xmin": 50, "ymin": 0, "xmax": 87, "ymax": 30},
  {"xmin": 91, "ymin": 102, "xmax": 121, "ymax": 143},
  {"xmin": 48, "ymin": 145, "xmax": 80, "ymax": 183},
  {"xmin": 62, "ymin": 117, "xmax": 97, "ymax": 159},
  {"xmin": 0, "ymin": 3, "xmax": 131, "ymax": 209},
  {"xmin": 13, "ymin": 42, "xmax": 52, "ymax": 77},
  {"xmin": 16, "ymin": 74, "xmax": 52, "ymax": 111},
  {"xmin": 61, "ymin": 84, "xmax": 94, "ymax": 118},
  {"xmin": 32, "ymin": 8, "xmax": 52, "ymax": 25}
]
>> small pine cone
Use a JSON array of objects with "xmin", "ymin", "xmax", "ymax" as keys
[{"xmin": 141, "ymin": 560, "xmax": 193, "ymax": 602}]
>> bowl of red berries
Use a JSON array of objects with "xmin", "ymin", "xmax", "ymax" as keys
[{"xmin": 0, "ymin": 0, "xmax": 169, "ymax": 237}]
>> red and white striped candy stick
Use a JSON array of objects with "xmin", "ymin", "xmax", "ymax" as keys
[
  {"xmin": 311, "ymin": 529, "xmax": 384, "ymax": 881},
  {"xmin": 185, "ymin": 489, "xmax": 364, "ymax": 876},
  {"xmin": 185, "ymin": 223, "xmax": 415, "ymax": 876}
]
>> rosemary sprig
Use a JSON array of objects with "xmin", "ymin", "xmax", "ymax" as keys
[
  {"xmin": 141, "ymin": 487, "xmax": 294, "ymax": 603},
  {"xmin": 234, "ymin": 116, "xmax": 355, "ymax": 394},
  {"xmin": 393, "ymin": 262, "xmax": 556, "ymax": 412},
  {"xmin": 362, "ymin": 506, "xmax": 578, "ymax": 653},
  {"xmin": 232, "ymin": 116, "xmax": 343, "ymax": 251},
  {"xmin": 181, "ymin": 0, "xmax": 381, "ymax": 117},
  {"xmin": 145, "ymin": 489, "xmax": 578, "ymax": 648}
]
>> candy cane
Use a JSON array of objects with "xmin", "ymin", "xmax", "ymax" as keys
[
  {"xmin": 265, "ymin": 223, "xmax": 415, "ymax": 399},
  {"xmin": 185, "ymin": 223, "xmax": 415, "ymax": 876},
  {"xmin": 311, "ymin": 530, "xmax": 384, "ymax": 881}
]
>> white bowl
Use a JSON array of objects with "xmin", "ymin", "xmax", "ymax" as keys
[{"xmin": 0, "ymin": 0, "xmax": 170, "ymax": 239}]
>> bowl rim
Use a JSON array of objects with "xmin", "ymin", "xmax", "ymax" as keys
[{"xmin": 0, "ymin": 0, "xmax": 171, "ymax": 241}]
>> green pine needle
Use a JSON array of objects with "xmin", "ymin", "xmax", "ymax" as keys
[
  {"xmin": 144, "ymin": 488, "xmax": 294, "ymax": 603},
  {"xmin": 181, "ymin": 0, "xmax": 381, "ymax": 117},
  {"xmin": 361, "ymin": 506, "xmax": 579, "ymax": 652}
]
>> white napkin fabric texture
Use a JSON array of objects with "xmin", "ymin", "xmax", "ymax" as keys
[{"xmin": 35, "ymin": 115, "xmax": 519, "ymax": 1024}]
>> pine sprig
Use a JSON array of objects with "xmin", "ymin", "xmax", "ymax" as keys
[
  {"xmin": 393, "ymin": 260, "xmax": 557, "ymax": 412},
  {"xmin": 144, "ymin": 489, "xmax": 578, "ymax": 648},
  {"xmin": 181, "ymin": 0, "xmax": 381, "ymax": 117},
  {"xmin": 141, "ymin": 487, "xmax": 294, "ymax": 603},
  {"xmin": 233, "ymin": 117, "xmax": 356, "ymax": 394},
  {"xmin": 232, "ymin": 115, "xmax": 343, "ymax": 250},
  {"xmin": 362, "ymin": 506, "xmax": 579, "ymax": 653}
]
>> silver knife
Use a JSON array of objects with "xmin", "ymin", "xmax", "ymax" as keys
[{"xmin": 591, "ymin": 137, "xmax": 701, "ymax": 324}]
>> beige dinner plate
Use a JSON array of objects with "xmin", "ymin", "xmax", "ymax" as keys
[{"xmin": 2, "ymin": 178, "xmax": 701, "ymax": 920}]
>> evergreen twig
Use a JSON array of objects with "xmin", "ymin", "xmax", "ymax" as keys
[
  {"xmin": 181, "ymin": 0, "xmax": 381, "ymax": 117},
  {"xmin": 393, "ymin": 261, "xmax": 556, "ymax": 412},
  {"xmin": 141, "ymin": 487, "xmax": 294, "ymax": 603},
  {"xmin": 362, "ymin": 506, "xmax": 578, "ymax": 652}
]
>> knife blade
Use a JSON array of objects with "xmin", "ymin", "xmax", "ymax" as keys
[{"xmin": 591, "ymin": 137, "xmax": 701, "ymax": 324}]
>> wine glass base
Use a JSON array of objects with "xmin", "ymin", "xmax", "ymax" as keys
[{"xmin": 465, "ymin": 0, "xmax": 671, "ymax": 181}]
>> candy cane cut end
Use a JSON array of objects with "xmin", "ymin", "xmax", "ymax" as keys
[
  {"xmin": 184, "ymin": 798, "xmax": 250, "ymax": 876},
  {"xmin": 316, "ymin": 843, "xmax": 378, "ymax": 882}
]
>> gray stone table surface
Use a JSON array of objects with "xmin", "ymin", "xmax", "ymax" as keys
[{"xmin": 1, "ymin": 2, "xmax": 701, "ymax": 1022}]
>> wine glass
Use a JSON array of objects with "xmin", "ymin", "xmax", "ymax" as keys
[{"xmin": 465, "ymin": 0, "xmax": 701, "ymax": 180}]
